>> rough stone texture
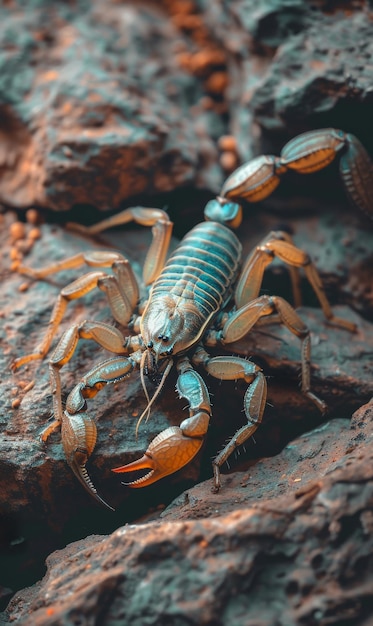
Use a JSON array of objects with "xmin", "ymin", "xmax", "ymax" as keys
[
  {"xmin": 1, "ymin": 1, "xmax": 373, "ymax": 216},
  {"xmin": 0, "ymin": 0, "xmax": 223, "ymax": 211},
  {"xmin": 3, "ymin": 400, "xmax": 373, "ymax": 625},
  {"xmin": 1, "ymin": 0, "xmax": 373, "ymax": 623},
  {"xmin": 201, "ymin": 0, "xmax": 373, "ymax": 158}
]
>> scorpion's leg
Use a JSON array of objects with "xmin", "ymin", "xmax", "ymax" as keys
[
  {"xmin": 237, "ymin": 230, "xmax": 303, "ymax": 309},
  {"xmin": 113, "ymin": 356, "xmax": 212, "ymax": 487},
  {"xmin": 206, "ymin": 294, "xmax": 327, "ymax": 414},
  {"xmin": 12, "ymin": 251, "xmax": 139, "ymax": 369},
  {"xmin": 68, "ymin": 207, "xmax": 173, "ymax": 284},
  {"xmin": 235, "ymin": 231, "xmax": 356, "ymax": 332},
  {"xmin": 280, "ymin": 128, "xmax": 373, "ymax": 219},
  {"xmin": 193, "ymin": 346, "xmax": 267, "ymax": 492}
]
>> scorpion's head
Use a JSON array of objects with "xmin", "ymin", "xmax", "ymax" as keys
[
  {"xmin": 140, "ymin": 295, "xmax": 205, "ymax": 373},
  {"xmin": 132, "ymin": 295, "xmax": 207, "ymax": 437}
]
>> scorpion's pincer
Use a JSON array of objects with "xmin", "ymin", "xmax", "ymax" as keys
[
  {"xmin": 61, "ymin": 412, "xmax": 114, "ymax": 510},
  {"xmin": 112, "ymin": 424, "xmax": 205, "ymax": 487}
]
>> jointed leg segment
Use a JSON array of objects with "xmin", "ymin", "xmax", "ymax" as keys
[
  {"xmin": 12, "ymin": 251, "xmax": 140, "ymax": 370},
  {"xmin": 193, "ymin": 346, "xmax": 267, "ymax": 491},
  {"xmin": 235, "ymin": 231, "xmax": 356, "ymax": 332}
]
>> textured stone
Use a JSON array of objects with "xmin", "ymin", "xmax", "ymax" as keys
[
  {"xmin": 0, "ymin": 0, "xmax": 222, "ymax": 211},
  {"xmin": 3, "ymin": 400, "xmax": 373, "ymax": 625}
]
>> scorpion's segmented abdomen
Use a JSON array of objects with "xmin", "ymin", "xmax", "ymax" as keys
[{"xmin": 151, "ymin": 221, "xmax": 242, "ymax": 317}]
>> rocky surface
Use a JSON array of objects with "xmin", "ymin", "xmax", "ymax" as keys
[
  {"xmin": 1, "ymin": 0, "xmax": 373, "ymax": 623},
  {"xmin": 0, "ymin": 1, "xmax": 372, "ymax": 215},
  {"xmin": 0, "ymin": 0, "xmax": 223, "ymax": 211},
  {"xmin": 3, "ymin": 400, "xmax": 373, "ymax": 625}
]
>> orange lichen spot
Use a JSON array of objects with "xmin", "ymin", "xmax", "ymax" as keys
[
  {"xmin": 28, "ymin": 227, "xmax": 42, "ymax": 241},
  {"xmin": 191, "ymin": 49, "xmax": 226, "ymax": 73},
  {"xmin": 310, "ymin": 60, "xmax": 326, "ymax": 72},
  {"xmin": 62, "ymin": 101, "xmax": 73, "ymax": 115},
  {"xmin": 18, "ymin": 282, "xmax": 30, "ymax": 293},
  {"xmin": 205, "ymin": 72, "xmax": 228, "ymax": 94},
  {"xmin": 199, "ymin": 539, "xmax": 208, "ymax": 549},
  {"xmin": 25, "ymin": 209, "xmax": 41, "ymax": 225},
  {"xmin": 176, "ymin": 52, "xmax": 193, "ymax": 71},
  {"xmin": 218, "ymin": 135, "xmax": 238, "ymax": 153},
  {"xmin": 41, "ymin": 70, "xmax": 59, "ymax": 82},
  {"xmin": 9, "ymin": 221, "xmax": 26, "ymax": 243},
  {"xmin": 10, "ymin": 247, "xmax": 21, "ymax": 261},
  {"xmin": 220, "ymin": 151, "xmax": 238, "ymax": 172},
  {"xmin": 11, "ymin": 398, "xmax": 21, "ymax": 409},
  {"xmin": 17, "ymin": 380, "xmax": 35, "ymax": 393},
  {"xmin": 10, "ymin": 260, "xmax": 21, "ymax": 272},
  {"xmin": 46, "ymin": 607, "xmax": 55, "ymax": 617}
]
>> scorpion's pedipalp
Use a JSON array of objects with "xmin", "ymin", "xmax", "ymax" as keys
[
  {"xmin": 115, "ymin": 362, "xmax": 212, "ymax": 487},
  {"xmin": 113, "ymin": 425, "xmax": 204, "ymax": 487}
]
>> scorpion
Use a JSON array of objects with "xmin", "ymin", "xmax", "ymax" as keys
[{"xmin": 12, "ymin": 128, "xmax": 372, "ymax": 509}]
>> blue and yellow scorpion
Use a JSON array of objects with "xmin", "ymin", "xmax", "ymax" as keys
[{"xmin": 12, "ymin": 128, "xmax": 372, "ymax": 509}]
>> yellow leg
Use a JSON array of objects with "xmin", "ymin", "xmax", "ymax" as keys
[
  {"xmin": 235, "ymin": 232, "xmax": 356, "ymax": 332},
  {"xmin": 12, "ymin": 251, "xmax": 139, "ymax": 370},
  {"xmin": 68, "ymin": 207, "xmax": 173, "ymax": 284},
  {"xmin": 46, "ymin": 320, "xmax": 130, "ymax": 427},
  {"xmin": 42, "ymin": 320, "xmax": 142, "ymax": 509},
  {"xmin": 236, "ymin": 231, "xmax": 302, "ymax": 309},
  {"xmin": 206, "ymin": 294, "xmax": 327, "ymax": 414}
]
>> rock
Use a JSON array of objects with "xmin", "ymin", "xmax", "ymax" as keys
[
  {"xmin": 0, "ymin": 1, "xmax": 222, "ymax": 211},
  {"xmin": 3, "ymin": 400, "xmax": 373, "ymax": 625}
]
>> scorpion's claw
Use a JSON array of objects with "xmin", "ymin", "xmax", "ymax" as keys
[
  {"xmin": 69, "ymin": 453, "xmax": 115, "ymax": 511},
  {"xmin": 112, "ymin": 425, "xmax": 204, "ymax": 487},
  {"xmin": 62, "ymin": 413, "xmax": 115, "ymax": 511}
]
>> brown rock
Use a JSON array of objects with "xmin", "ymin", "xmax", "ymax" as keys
[
  {"xmin": 3, "ymin": 400, "xmax": 373, "ymax": 625},
  {"xmin": 0, "ymin": 1, "xmax": 221, "ymax": 211}
]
